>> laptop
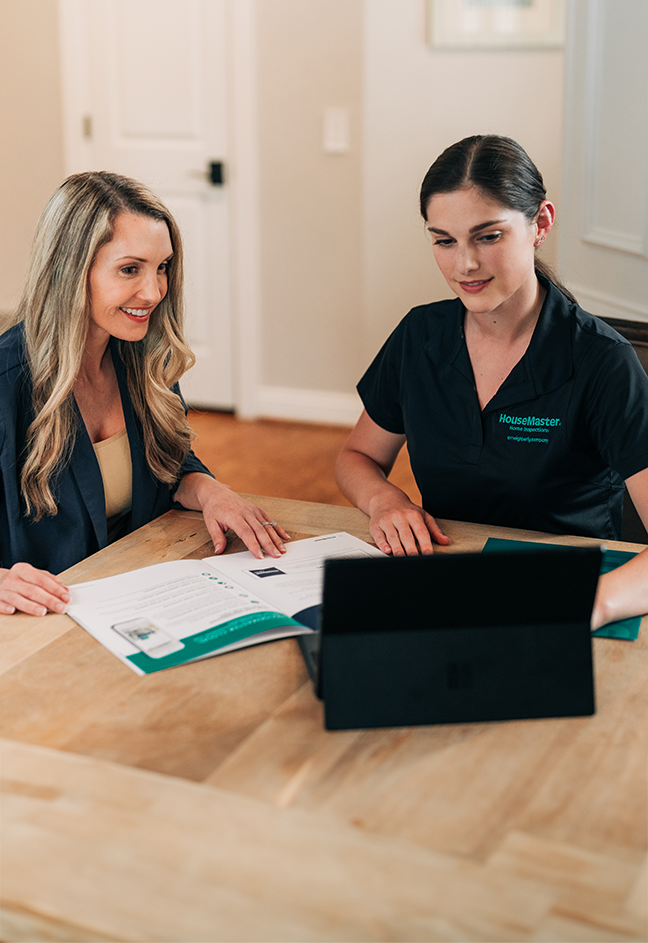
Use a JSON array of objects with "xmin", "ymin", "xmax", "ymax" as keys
[{"xmin": 299, "ymin": 546, "xmax": 602, "ymax": 730}]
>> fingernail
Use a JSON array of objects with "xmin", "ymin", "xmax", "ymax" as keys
[
  {"xmin": 56, "ymin": 603, "xmax": 66, "ymax": 613},
  {"xmin": 38, "ymin": 607, "xmax": 47, "ymax": 617}
]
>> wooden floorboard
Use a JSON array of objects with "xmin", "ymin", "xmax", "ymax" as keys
[{"xmin": 188, "ymin": 410, "xmax": 421, "ymax": 508}]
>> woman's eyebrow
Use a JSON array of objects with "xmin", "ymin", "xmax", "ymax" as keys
[
  {"xmin": 113, "ymin": 252, "xmax": 174, "ymax": 262},
  {"xmin": 469, "ymin": 219, "xmax": 505, "ymax": 233},
  {"xmin": 427, "ymin": 219, "xmax": 505, "ymax": 235}
]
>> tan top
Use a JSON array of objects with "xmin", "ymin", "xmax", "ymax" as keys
[{"xmin": 93, "ymin": 428, "xmax": 133, "ymax": 520}]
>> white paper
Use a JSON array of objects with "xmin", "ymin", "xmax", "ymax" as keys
[
  {"xmin": 203, "ymin": 532, "xmax": 384, "ymax": 615},
  {"xmin": 66, "ymin": 532, "xmax": 384, "ymax": 674}
]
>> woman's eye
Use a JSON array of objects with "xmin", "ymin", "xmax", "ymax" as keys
[
  {"xmin": 158, "ymin": 261, "xmax": 169, "ymax": 274},
  {"xmin": 479, "ymin": 232, "xmax": 502, "ymax": 243},
  {"xmin": 120, "ymin": 265, "xmax": 138, "ymax": 275},
  {"xmin": 433, "ymin": 238, "xmax": 454, "ymax": 247}
]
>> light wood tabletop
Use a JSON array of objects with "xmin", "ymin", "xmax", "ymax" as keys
[{"xmin": 1, "ymin": 496, "xmax": 646, "ymax": 943}]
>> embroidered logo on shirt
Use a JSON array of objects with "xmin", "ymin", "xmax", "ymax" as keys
[{"xmin": 499, "ymin": 413, "xmax": 561, "ymax": 445}]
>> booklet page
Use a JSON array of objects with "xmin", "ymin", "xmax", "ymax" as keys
[
  {"xmin": 67, "ymin": 532, "xmax": 384, "ymax": 675},
  {"xmin": 203, "ymin": 532, "xmax": 385, "ymax": 619},
  {"xmin": 68, "ymin": 559, "xmax": 304, "ymax": 675}
]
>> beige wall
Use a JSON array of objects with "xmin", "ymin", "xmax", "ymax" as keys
[
  {"xmin": 257, "ymin": 0, "xmax": 365, "ymax": 393},
  {"xmin": 0, "ymin": 0, "xmax": 65, "ymax": 315}
]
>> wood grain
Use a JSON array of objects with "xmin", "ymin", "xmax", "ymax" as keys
[
  {"xmin": 3, "ymin": 739, "xmax": 643, "ymax": 943},
  {"xmin": 1, "ymin": 500, "xmax": 646, "ymax": 942}
]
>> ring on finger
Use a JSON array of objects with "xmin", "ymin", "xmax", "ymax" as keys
[{"xmin": 261, "ymin": 520, "xmax": 278, "ymax": 528}]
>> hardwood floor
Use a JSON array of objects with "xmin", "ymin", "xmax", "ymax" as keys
[{"xmin": 188, "ymin": 410, "xmax": 421, "ymax": 508}]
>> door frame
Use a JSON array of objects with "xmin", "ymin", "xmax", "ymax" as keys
[{"xmin": 57, "ymin": 0, "xmax": 261, "ymax": 418}]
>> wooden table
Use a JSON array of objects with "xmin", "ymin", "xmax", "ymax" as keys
[{"xmin": 1, "ymin": 496, "xmax": 646, "ymax": 942}]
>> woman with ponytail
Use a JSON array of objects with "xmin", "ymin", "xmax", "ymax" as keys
[
  {"xmin": 0, "ymin": 172, "xmax": 288, "ymax": 615},
  {"xmin": 337, "ymin": 135, "xmax": 648, "ymax": 630}
]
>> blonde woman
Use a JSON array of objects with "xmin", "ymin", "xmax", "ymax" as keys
[{"xmin": 0, "ymin": 171, "xmax": 288, "ymax": 616}]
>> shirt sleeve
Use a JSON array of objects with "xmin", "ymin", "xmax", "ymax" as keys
[
  {"xmin": 179, "ymin": 447, "xmax": 213, "ymax": 478},
  {"xmin": 356, "ymin": 320, "xmax": 408, "ymax": 435},
  {"xmin": 585, "ymin": 342, "xmax": 648, "ymax": 480}
]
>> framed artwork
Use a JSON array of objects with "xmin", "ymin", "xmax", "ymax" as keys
[{"xmin": 428, "ymin": 0, "xmax": 566, "ymax": 50}]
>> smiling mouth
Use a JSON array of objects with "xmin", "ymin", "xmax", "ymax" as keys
[{"xmin": 120, "ymin": 307, "xmax": 151, "ymax": 319}]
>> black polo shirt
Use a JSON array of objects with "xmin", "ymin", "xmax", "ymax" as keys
[{"xmin": 357, "ymin": 278, "xmax": 648, "ymax": 539}]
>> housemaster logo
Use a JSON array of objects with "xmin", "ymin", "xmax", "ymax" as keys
[{"xmin": 500, "ymin": 412, "xmax": 561, "ymax": 445}]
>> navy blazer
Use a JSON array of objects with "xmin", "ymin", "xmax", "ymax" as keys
[{"xmin": 0, "ymin": 324, "xmax": 211, "ymax": 573}]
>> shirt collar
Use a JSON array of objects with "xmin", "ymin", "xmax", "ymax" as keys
[
  {"xmin": 525, "ymin": 273, "xmax": 574, "ymax": 384},
  {"xmin": 424, "ymin": 276, "xmax": 574, "ymax": 413}
]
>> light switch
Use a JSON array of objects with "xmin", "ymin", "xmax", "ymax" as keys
[{"xmin": 322, "ymin": 107, "xmax": 350, "ymax": 154}]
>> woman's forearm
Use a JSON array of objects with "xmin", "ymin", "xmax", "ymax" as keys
[
  {"xmin": 335, "ymin": 447, "xmax": 410, "ymax": 516},
  {"xmin": 173, "ymin": 471, "xmax": 230, "ymax": 511}
]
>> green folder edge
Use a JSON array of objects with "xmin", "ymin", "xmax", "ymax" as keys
[
  {"xmin": 482, "ymin": 538, "xmax": 641, "ymax": 641},
  {"xmin": 127, "ymin": 610, "xmax": 304, "ymax": 674}
]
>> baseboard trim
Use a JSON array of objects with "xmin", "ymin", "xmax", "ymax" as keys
[{"xmin": 258, "ymin": 386, "xmax": 363, "ymax": 426}]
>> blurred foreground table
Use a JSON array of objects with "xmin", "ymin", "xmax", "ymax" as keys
[{"xmin": 1, "ymin": 496, "xmax": 646, "ymax": 942}]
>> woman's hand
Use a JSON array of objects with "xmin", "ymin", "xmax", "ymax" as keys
[
  {"xmin": 336, "ymin": 409, "xmax": 450, "ymax": 555},
  {"xmin": 589, "ymin": 467, "xmax": 648, "ymax": 629},
  {"xmin": 173, "ymin": 473, "xmax": 290, "ymax": 560},
  {"xmin": 0, "ymin": 563, "xmax": 71, "ymax": 616},
  {"xmin": 368, "ymin": 492, "xmax": 450, "ymax": 556}
]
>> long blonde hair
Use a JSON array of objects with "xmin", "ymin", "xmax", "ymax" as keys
[{"xmin": 13, "ymin": 171, "xmax": 196, "ymax": 520}]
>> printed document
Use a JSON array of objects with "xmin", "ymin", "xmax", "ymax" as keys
[{"xmin": 67, "ymin": 532, "xmax": 384, "ymax": 675}]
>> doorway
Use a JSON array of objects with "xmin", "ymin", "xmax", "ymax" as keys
[{"xmin": 58, "ymin": 0, "xmax": 260, "ymax": 412}]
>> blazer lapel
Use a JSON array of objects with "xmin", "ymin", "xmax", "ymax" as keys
[{"xmin": 68, "ymin": 403, "xmax": 108, "ymax": 549}]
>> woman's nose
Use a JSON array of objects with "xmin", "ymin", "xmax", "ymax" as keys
[
  {"xmin": 456, "ymin": 244, "xmax": 479, "ymax": 274},
  {"xmin": 137, "ymin": 270, "xmax": 164, "ymax": 304}
]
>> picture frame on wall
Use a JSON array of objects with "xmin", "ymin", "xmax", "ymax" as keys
[{"xmin": 428, "ymin": 0, "xmax": 566, "ymax": 50}]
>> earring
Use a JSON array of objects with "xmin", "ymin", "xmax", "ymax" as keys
[{"xmin": 534, "ymin": 239, "xmax": 544, "ymax": 247}]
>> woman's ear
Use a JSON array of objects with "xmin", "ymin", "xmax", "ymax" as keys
[{"xmin": 534, "ymin": 200, "xmax": 556, "ymax": 247}]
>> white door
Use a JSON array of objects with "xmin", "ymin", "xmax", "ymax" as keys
[{"xmin": 58, "ymin": 0, "xmax": 234, "ymax": 409}]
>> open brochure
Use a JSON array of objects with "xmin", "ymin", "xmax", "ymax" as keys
[{"xmin": 67, "ymin": 531, "xmax": 384, "ymax": 675}]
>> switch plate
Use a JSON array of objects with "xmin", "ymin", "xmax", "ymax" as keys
[{"xmin": 322, "ymin": 107, "xmax": 350, "ymax": 154}]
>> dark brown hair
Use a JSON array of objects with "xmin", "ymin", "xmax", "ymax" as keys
[{"xmin": 419, "ymin": 135, "xmax": 576, "ymax": 302}]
